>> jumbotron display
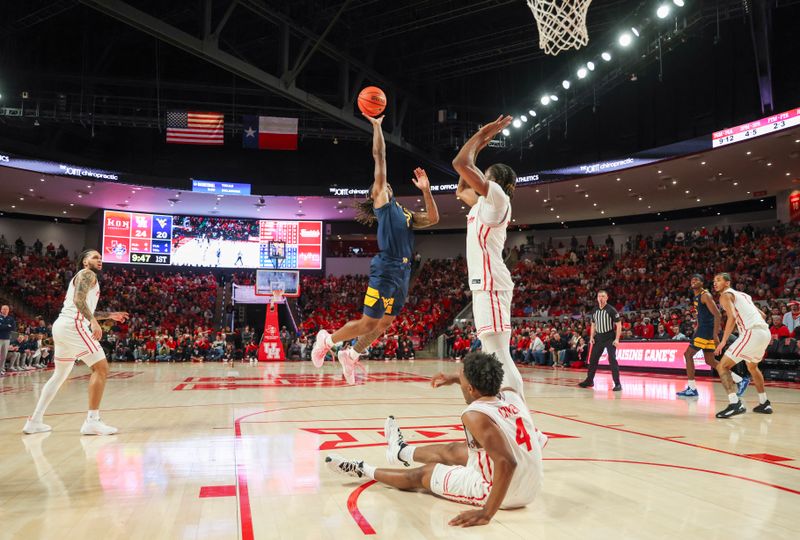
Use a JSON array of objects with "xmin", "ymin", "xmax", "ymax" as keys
[{"xmin": 101, "ymin": 210, "xmax": 322, "ymax": 269}]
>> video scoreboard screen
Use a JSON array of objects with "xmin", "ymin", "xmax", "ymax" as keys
[{"xmin": 102, "ymin": 210, "xmax": 322, "ymax": 269}]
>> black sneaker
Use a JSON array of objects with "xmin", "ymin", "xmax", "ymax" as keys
[
  {"xmin": 715, "ymin": 401, "xmax": 746, "ymax": 419},
  {"xmin": 752, "ymin": 400, "xmax": 773, "ymax": 414},
  {"xmin": 578, "ymin": 380, "xmax": 594, "ymax": 388},
  {"xmin": 612, "ymin": 384, "xmax": 622, "ymax": 392}
]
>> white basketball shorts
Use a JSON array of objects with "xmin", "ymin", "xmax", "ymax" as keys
[
  {"xmin": 52, "ymin": 315, "xmax": 106, "ymax": 366},
  {"xmin": 430, "ymin": 463, "xmax": 491, "ymax": 507},
  {"xmin": 726, "ymin": 327, "xmax": 770, "ymax": 364},
  {"xmin": 472, "ymin": 289, "xmax": 512, "ymax": 337}
]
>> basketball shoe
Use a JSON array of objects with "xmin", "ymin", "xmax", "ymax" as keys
[
  {"xmin": 80, "ymin": 418, "xmax": 118, "ymax": 436},
  {"xmin": 736, "ymin": 376, "xmax": 750, "ymax": 397},
  {"xmin": 325, "ymin": 454, "xmax": 366, "ymax": 478},
  {"xmin": 752, "ymin": 400, "xmax": 773, "ymax": 414},
  {"xmin": 676, "ymin": 387, "xmax": 699, "ymax": 397},
  {"xmin": 384, "ymin": 415, "xmax": 410, "ymax": 467},
  {"xmin": 22, "ymin": 418, "xmax": 52, "ymax": 434},
  {"xmin": 337, "ymin": 348, "xmax": 360, "ymax": 385},
  {"xmin": 715, "ymin": 400, "xmax": 746, "ymax": 419},
  {"xmin": 311, "ymin": 329, "xmax": 332, "ymax": 367}
]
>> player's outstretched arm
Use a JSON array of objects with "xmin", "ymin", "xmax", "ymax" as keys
[
  {"xmin": 95, "ymin": 312, "xmax": 131, "ymax": 322},
  {"xmin": 456, "ymin": 176, "xmax": 479, "ymax": 208},
  {"xmin": 411, "ymin": 168, "xmax": 440, "ymax": 229},
  {"xmin": 452, "ymin": 115, "xmax": 512, "ymax": 197},
  {"xmin": 449, "ymin": 411, "xmax": 517, "ymax": 527},
  {"xmin": 431, "ymin": 372, "xmax": 460, "ymax": 388},
  {"xmin": 364, "ymin": 114, "xmax": 389, "ymax": 208}
]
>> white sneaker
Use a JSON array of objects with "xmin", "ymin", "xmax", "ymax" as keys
[
  {"xmin": 22, "ymin": 418, "xmax": 52, "ymax": 434},
  {"xmin": 325, "ymin": 454, "xmax": 366, "ymax": 478},
  {"xmin": 337, "ymin": 349, "xmax": 360, "ymax": 385},
  {"xmin": 384, "ymin": 415, "xmax": 410, "ymax": 466},
  {"xmin": 80, "ymin": 418, "xmax": 118, "ymax": 436},
  {"xmin": 311, "ymin": 330, "xmax": 332, "ymax": 368}
]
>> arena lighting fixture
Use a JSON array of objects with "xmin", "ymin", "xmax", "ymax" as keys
[
  {"xmin": 562, "ymin": 80, "xmax": 571, "ymax": 89},
  {"xmin": 550, "ymin": 94, "xmax": 559, "ymax": 101},
  {"xmin": 631, "ymin": 27, "xmax": 640, "ymax": 37},
  {"xmin": 577, "ymin": 67, "xmax": 588, "ymax": 79},
  {"xmin": 28, "ymin": 188, "xmax": 33, "ymax": 192},
  {"xmin": 733, "ymin": 182, "xmax": 738, "ymax": 185},
  {"xmin": 746, "ymin": 151, "xmax": 752, "ymax": 155},
  {"xmin": 586, "ymin": 61, "xmax": 595, "ymax": 71},
  {"xmin": 616, "ymin": 177, "xmax": 621, "ymax": 181},
  {"xmin": 767, "ymin": 162, "xmax": 772, "ymax": 166},
  {"xmin": 40, "ymin": 178, "xmax": 44, "ymax": 182},
  {"xmin": 70, "ymin": 203, "xmax": 74, "ymax": 206},
  {"xmin": 512, "ymin": 119, "xmax": 522, "ymax": 128},
  {"xmin": 672, "ymin": 180, "xmax": 677, "ymax": 184},
  {"xmin": 501, "ymin": 128, "xmax": 510, "ymax": 136},
  {"xmin": 657, "ymin": 4, "xmax": 671, "ymax": 18},
  {"xmin": 700, "ymin": 161, "xmax": 706, "ymax": 165},
  {"xmin": 520, "ymin": 115, "xmax": 528, "ymax": 122},
  {"xmin": 673, "ymin": 0, "xmax": 685, "ymax": 6},
  {"xmin": 619, "ymin": 32, "xmax": 633, "ymax": 46},
  {"xmin": 601, "ymin": 210, "xmax": 605, "ymax": 214},
  {"xmin": 601, "ymin": 51, "xmax": 612, "ymax": 61},
  {"xmin": 62, "ymin": 211, "xmax": 67, "ymax": 214},
  {"xmin": 11, "ymin": 205, "xmax": 15, "ymax": 209},
  {"xmin": 528, "ymin": 110, "xmax": 537, "ymax": 117},
  {"xmin": 540, "ymin": 95, "xmax": 551, "ymax": 105}
]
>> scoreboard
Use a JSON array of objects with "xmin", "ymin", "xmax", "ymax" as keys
[
  {"xmin": 102, "ymin": 211, "xmax": 173, "ymax": 266},
  {"xmin": 101, "ymin": 210, "xmax": 322, "ymax": 269}
]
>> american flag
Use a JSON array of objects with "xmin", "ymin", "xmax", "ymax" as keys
[{"xmin": 166, "ymin": 111, "xmax": 224, "ymax": 145}]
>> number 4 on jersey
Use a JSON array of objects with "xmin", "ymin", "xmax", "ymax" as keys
[{"xmin": 515, "ymin": 417, "xmax": 532, "ymax": 451}]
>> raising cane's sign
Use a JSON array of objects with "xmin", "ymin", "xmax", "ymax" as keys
[{"xmin": 594, "ymin": 341, "xmax": 713, "ymax": 372}]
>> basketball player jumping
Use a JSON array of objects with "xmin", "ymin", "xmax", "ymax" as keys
[
  {"xmin": 326, "ymin": 352, "xmax": 544, "ymax": 527},
  {"xmin": 712, "ymin": 272, "xmax": 773, "ymax": 418},
  {"xmin": 311, "ymin": 114, "xmax": 439, "ymax": 383},
  {"xmin": 23, "ymin": 250, "xmax": 129, "ymax": 435},
  {"xmin": 452, "ymin": 115, "xmax": 524, "ymax": 397},
  {"xmin": 677, "ymin": 274, "xmax": 749, "ymax": 397}
]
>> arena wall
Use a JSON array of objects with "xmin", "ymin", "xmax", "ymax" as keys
[{"xmin": 0, "ymin": 217, "xmax": 87, "ymax": 257}]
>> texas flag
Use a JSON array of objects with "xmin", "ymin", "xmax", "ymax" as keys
[{"xmin": 242, "ymin": 115, "xmax": 298, "ymax": 150}]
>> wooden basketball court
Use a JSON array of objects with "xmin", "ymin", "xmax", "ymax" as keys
[{"xmin": 1, "ymin": 361, "xmax": 798, "ymax": 539}]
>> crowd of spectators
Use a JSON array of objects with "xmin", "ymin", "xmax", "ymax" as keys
[{"xmin": 172, "ymin": 216, "xmax": 258, "ymax": 241}]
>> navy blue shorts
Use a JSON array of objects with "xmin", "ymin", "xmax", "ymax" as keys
[
  {"xmin": 691, "ymin": 326, "xmax": 716, "ymax": 351},
  {"xmin": 362, "ymin": 255, "xmax": 412, "ymax": 319}
]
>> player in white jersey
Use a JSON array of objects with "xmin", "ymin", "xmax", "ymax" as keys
[
  {"xmin": 326, "ymin": 352, "xmax": 544, "ymax": 527},
  {"xmin": 23, "ymin": 250, "xmax": 129, "ymax": 435},
  {"xmin": 712, "ymin": 272, "xmax": 773, "ymax": 418},
  {"xmin": 452, "ymin": 115, "xmax": 524, "ymax": 397}
]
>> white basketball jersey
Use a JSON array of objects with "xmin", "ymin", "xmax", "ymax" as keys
[
  {"xmin": 466, "ymin": 182, "xmax": 514, "ymax": 291},
  {"xmin": 59, "ymin": 270, "xmax": 101, "ymax": 321},
  {"xmin": 722, "ymin": 287, "xmax": 768, "ymax": 332},
  {"xmin": 461, "ymin": 391, "xmax": 543, "ymax": 507}
]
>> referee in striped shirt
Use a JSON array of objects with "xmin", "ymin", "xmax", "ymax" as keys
[{"xmin": 579, "ymin": 290, "xmax": 623, "ymax": 391}]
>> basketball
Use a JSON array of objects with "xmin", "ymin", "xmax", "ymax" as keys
[{"xmin": 357, "ymin": 86, "xmax": 387, "ymax": 117}]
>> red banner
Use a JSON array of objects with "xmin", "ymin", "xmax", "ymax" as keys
[{"xmin": 790, "ymin": 191, "xmax": 800, "ymax": 223}]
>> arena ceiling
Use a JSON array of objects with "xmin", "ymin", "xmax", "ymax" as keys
[{"xmin": 1, "ymin": 0, "xmax": 799, "ymax": 225}]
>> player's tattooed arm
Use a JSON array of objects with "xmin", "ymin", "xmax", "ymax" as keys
[
  {"xmin": 94, "ymin": 311, "xmax": 112, "ymax": 320},
  {"xmin": 411, "ymin": 168, "xmax": 439, "ymax": 229},
  {"xmin": 73, "ymin": 269, "xmax": 98, "ymax": 323}
]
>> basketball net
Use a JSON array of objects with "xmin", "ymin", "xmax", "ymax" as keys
[
  {"xmin": 270, "ymin": 289, "xmax": 284, "ymax": 306},
  {"xmin": 527, "ymin": 0, "xmax": 592, "ymax": 56}
]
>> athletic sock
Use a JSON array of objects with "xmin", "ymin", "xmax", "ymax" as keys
[
  {"xmin": 758, "ymin": 393, "xmax": 767, "ymax": 405},
  {"xmin": 398, "ymin": 445, "xmax": 415, "ymax": 464},
  {"xmin": 87, "ymin": 410, "xmax": 100, "ymax": 421},
  {"xmin": 727, "ymin": 393, "xmax": 738, "ymax": 404},
  {"xmin": 731, "ymin": 372, "xmax": 743, "ymax": 383},
  {"xmin": 687, "ymin": 379, "xmax": 696, "ymax": 390},
  {"xmin": 361, "ymin": 462, "xmax": 376, "ymax": 480},
  {"xmin": 30, "ymin": 360, "xmax": 75, "ymax": 422}
]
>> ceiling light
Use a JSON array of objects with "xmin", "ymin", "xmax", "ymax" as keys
[
  {"xmin": 616, "ymin": 177, "xmax": 621, "ymax": 181},
  {"xmin": 733, "ymin": 182, "xmax": 738, "ymax": 186},
  {"xmin": 746, "ymin": 151, "xmax": 751, "ymax": 155},
  {"xmin": 19, "ymin": 197, "xmax": 24, "ymax": 201},
  {"xmin": 87, "ymin": 185, "xmax": 92, "ymax": 189},
  {"xmin": 550, "ymin": 207, "xmax": 554, "ymax": 211},
  {"xmin": 70, "ymin": 203, "xmax": 74, "ymax": 206},
  {"xmin": 338, "ymin": 209, "xmax": 343, "ymax": 213},
  {"xmin": 535, "ymin": 189, "xmax": 540, "ymax": 192},
  {"xmin": 700, "ymin": 161, "xmax": 706, "ymax": 165},
  {"xmin": 584, "ymin": 193, "xmax": 589, "ymax": 197},
  {"xmin": 628, "ymin": 188, "xmax": 632, "ymax": 191},
  {"xmin": 550, "ymin": 94, "xmax": 559, "ymax": 102},
  {"xmin": 593, "ymin": 203, "xmax": 597, "ymax": 206},
  {"xmin": 556, "ymin": 215, "xmax": 560, "ymax": 219},
  {"xmin": 77, "ymin": 194, "xmax": 82, "ymax": 198},
  {"xmin": 528, "ymin": 109, "xmax": 536, "ymax": 117},
  {"xmin": 29, "ymin": 188, "xmax": 34, "ymax": 192},
  {"xmin": 685, "ymin": 189, "xmax": 690, "ymax": 193},
  {"xmin": 540, "ymin": 95, "xmax": 551, "ymax": 105},
  {"xmin": 672, "ymin": 180, "xmax": 677, "ymax": 184},
  {"xmin": 767, "ymin": 162, "xmax": 772, "ymax": 166},
  {"xmin": 11, "ymin": 205, "xmax": 15, "ymax": 209},
  {"xmin": 520, "ymin": 115, "xmax": 528, "ymax": 122},
  {"xmin": 648, "ymin": 206, "xmax": 652, "ymax": 209},
  {"xmin": 673, "ymin": 0, "xmax": 685, "ymax": 6},
  {"xmin": 657, "ymin": 5, "xmax": 671, "ymax": 18},
  {"xmin": 577, "ymin": 67, "xmax": 588, "ymax": 79},
  {"xmin": 40, "ymin": 178, "xmax": 45, "ymax": 182},
  {"xmin": 786, "ymin": 173, "xmax": 791, "ymax": 176},
  {"xmin": 638, "ymin": 197, "xmax": 643, "ymax": 201},
  {"xmin": 62, "ymin": 211, "xmax": 67, "ymax": 214},
  {"xmin": 631, "ymin": 27, "xmax": 640, "ymax": 37},
  {"xmin": 619, "ymin": 32, "xmax": 632, "ymax": 46},
  {"xmin": 502, "ymin": 128, "xmax": 510, "ymax": 136},
  {"xmin": 696, "ymin": 198, "xmax": 701, "ymax": 202},
  {"xmin": 716, "ymin": 212, "xmax": 721, "ymax": 215},
  {"xmin": 601, "ymin": 210, "xmax": 605, "ymax": 214},
  {"xmin": 575, "ymin": 184, "xmax": 580, "ymax": 187},
  {"xmin": 601, "ymin": 51, "xmax": 611, "ymax": 61},
  {"xmin": 512, "ymin": 119, "xmax": 522, "ymax": 128},
  {"xmin": 657, "ymin": 170, "xmax": 662, "ymax": 174},
  {"xmin": 562, "ymin": 80, "xmax": 571, "ymax": 89},
  {"xmin": 586, "ymin": 61, "xmax": 595, "ymax": 71}
]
